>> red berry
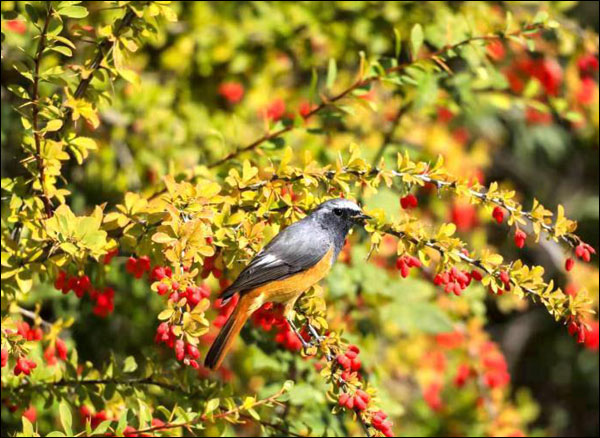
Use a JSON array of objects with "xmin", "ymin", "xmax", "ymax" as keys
[
  {"xmin": 186, "ymin": 343, "xmax": 200, "ymax": 359},
  {"xmin": 514, "ymin": 229, "xmax": 527, "ymax": 249},
  {"xmin": 264, "ymin": 98, "xmax": 286, "ymax": 121},
  {"xmin": 354, "ymin": 395, "xmax": 367, "ymax": 411},
  {"xmin": 470, "ymin": 270, "xmax": 483, "ymax": 281},
  {"xmin": 499, "ymin": 271, "xmax": 510, "ymax": 288},
  {"xmin": 400, "ymin": 194, "xmax": 418, "ymax": 209},
  {"xmin": 126, "ymin": 257, "xmax": 137, "ymax": 274},
  {"xmin": 56, "ymin": 338, "xmax": 68, "ymax": 361},
  {"xmin": 22, "ymin": 405, "xmax": 37, "ymax": 423},
  {"xmin": 103, "ymin": 248, "xmax": 119, "ymax": 264},
  {"xmin": 157, "ymin": 283, "xmax": 169, "ymax": 296},
  {"xmin": 565, "ymin": 258, "xmax": 575, "ymax": 272},
  {"xmin": 338, "ymin": 393, "xmax": 350, "ymax": 407},
  {"xmin": 174, "ymin": 340, "xmax": 185, "ymax": 361},
  {"xmin": 218, "ymin": 81, "xmax": 244, "ymax": 104},
  {"xmin": 138, "ymin": 256, "xmax": 151, "ymax": 272},
  {"xmin": 492, "ymin": 206, "xmax": 505, "ymax": 224},
  {"xmin": 1, "ymin": 349, "xmax": 8, "ymax": 368}
]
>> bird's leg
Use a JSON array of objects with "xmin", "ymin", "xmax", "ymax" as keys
[
  {"xmin": 294, "ymin": 306, "xmax": 325, "ymax": 346},
  {"xmin": 306, "ymin": 322, "xmax": 325, "ymax": 345},
  {"xmin": 285, "ymin": 316, "xmax": 311, "ymax": 352}
]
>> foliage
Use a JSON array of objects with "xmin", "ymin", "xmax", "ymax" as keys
[{"xmin": 1, "ymin": 1, "xmax": 598, "ymax": 437}]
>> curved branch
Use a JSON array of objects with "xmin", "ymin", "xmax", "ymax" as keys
[{"xmin": 207, "ymin": 24, "xmax": 544, "ymax": 169}]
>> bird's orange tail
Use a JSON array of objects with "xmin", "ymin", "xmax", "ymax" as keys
[{"xmin": 204, "ymin": 296, "xmax": 250, "ymax": 370}]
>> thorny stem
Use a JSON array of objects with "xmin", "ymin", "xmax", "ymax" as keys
[
  {"xmin": 288, "ymin": 316, "xmax": 373, "ymax": 437},
  {"xmin": 241, "ymin": 165, "xmax": 581, "ymax": 250}
]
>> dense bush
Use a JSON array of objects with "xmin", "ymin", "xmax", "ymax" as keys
[{"xmin": 1, "ymin": 2, "xmax": 598, "ymax": 437}]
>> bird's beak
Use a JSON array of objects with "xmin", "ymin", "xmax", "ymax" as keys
[{"xmin": 352, "ymin": 212, "xmax": 371, "ymax": 224}]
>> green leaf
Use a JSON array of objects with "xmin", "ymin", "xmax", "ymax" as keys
[
  {"xmin": 50, "ymin": 45, "xmax": 73, "ymax": 57},
  {"xmin": 58, "ymin": 5, "xmax": 89, "ymax": 18},
  {"xmin": 45, "ymin": 119, "xmax": 64, "ymax": 132},
  {"xmin": 59, "ymin": 401, "xmax": 73, "ymax": 436},
  {"xmin": 92, "ymin": 420, "xmax": 113, "ymax": 436},
  {"xmin": 326, "ymin": 58, "xmax": 337, "ymax": 91},
  {"xmin": 205, "ymin": 398, "xmax": 220, "ymax": 415},
  {"xmin": 410, "ymin": 23, "xmax": 424, "ymax": 58},
  {"xmin": 123, "ymin": 356, "xmax": 137, "ymax": 373},
  {"xmin": 394, "ymin": 27, "xmax": 402, "ymax": 59}
]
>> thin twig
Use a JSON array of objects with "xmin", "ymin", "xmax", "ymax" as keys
[{"xmin": 31, "ymin": 1, "xmax": 54, "ymax": 218}]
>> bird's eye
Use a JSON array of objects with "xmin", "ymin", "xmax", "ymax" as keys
[{"xmin": 333, "ymin": 208, "xmax": 343, "ymax": 217}]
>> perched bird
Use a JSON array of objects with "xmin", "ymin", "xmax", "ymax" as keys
[{"xmin": 204, "ymin": 198, "xmax": 370, "ymax": 369}]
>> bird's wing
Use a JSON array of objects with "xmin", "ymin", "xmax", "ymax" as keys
[{"xmin": 219, "ymin": 218, "xmax": 331, "ymax": 301}]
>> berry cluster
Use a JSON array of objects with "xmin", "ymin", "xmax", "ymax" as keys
[
  {"xmin": 17, "ymin": 321, "xmax": 43, "ymax": 341},
  {"xmin": 103, "ymin": 248, "xmax": 119, "ymax": 264},
  {"xmin": 174, "ymin": 339, "xmax": 201, "ymax": 368},
  {"xmin": 54, "ymin": 271, "xmax": 91, "ymax": 298},
  {"xmin": 433, "ymin": 267, "xmax": 474, "ymax": 296},
  {"xmin": 371, "ymin": 410, "xmax": 394, "ymax": 437},
  {"xmin": 43, "ymin": 338, "xmax": 68, "ymax": 366},
  {"xmin": 575, "ymin": 242, "xmax": 596, "ymax": 263},
  {"xmin": 505, "ymin": 55, "xmax": 563, "ymax": 97},
  {"xmin": 336, "ymin": 345, "xmax": 362, "ymax": 378},
  {"xmin": 126, "ymin": 256, "xmax": 151, "ymax": 279},
  {"xmin": 576, "ymin": 54, "xmax": 599, "ymax": 105},
  {"xmin": 154, "ymin": 323, "xmax": 200, "ymax": 369},
  {"xmin": 1, "ymin": 349, "xmax": 7, "ymax": 368},
  {"xmin": 480, "ymin": 342, "xmax": 510, "ymax": 388},
  {"xmin": 79, "ymin": 406, "xmax": 109, "ymax": 429},
  {"xmin": 264, "ymin": 98, "xmax": 286, "ymax": 122},
  {"xmin": 251, "ymin": 303, "xmax": 304, "ymax": 351},
  {"xmin": 400, "ymin": 193, "xmax": 418, "ymax": 209},
  {"xmin": 567, "ymin": 318, "xmax": 597, "ymax": 347},
  {"xmin": 338, "ymin": 389, "xmax": 370, "ymax": 411},
  {"xmin": 54, "ymin": 271, "xmax": 115, "ymax": 317},
  {"xmin": 453, "ymin": 363, "xmax": 472, "ymax": 387},
  {"xmin": 13, "ymin": 356, "xmax": 37, "ymax": 376},
  {"xmin": 423, "ymin": 381, "xmax": 443, "ymax": 411},
  {"xmin": 395, "ymin": 255, "xmax": 422, "ymax": 278},
  {"xmin": 89, "ymin": 287, "xmax": 115, "ymax": 317},
  {"xmin": 201, "ymin": 255, "xmax": 223, "ymax": 280}
]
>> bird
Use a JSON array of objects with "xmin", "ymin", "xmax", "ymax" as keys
[{"xmin": 204, "ymin": 198, "xmax": 370, "ymax": 370}]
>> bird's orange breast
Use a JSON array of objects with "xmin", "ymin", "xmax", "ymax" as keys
[{"xmin": 246, "ymin": 247, "xmax": 334, "ymax": 306}]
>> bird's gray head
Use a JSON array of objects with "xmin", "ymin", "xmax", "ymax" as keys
[{"xmin": 311, "ymin": 198, "xmax": 371, "ymax": 231}]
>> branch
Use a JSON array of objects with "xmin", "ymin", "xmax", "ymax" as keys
[
  {"xmin": 8, "ymin": 376, "xmax": 185, "ymax": 395},
  {"xmin": 31, "ymin": 1, "xmax": 54, "ymax": 218},
  {"xmin": 207, "ymin": 24, "xmax": 544, "ymax": 169},
  {"xmin": 55, "ymin": 6, "xmax": 138, "ymax": 138}
]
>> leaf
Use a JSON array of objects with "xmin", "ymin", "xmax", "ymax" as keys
[
  {"xmin": 157, "ymin": 308, "xmax": 174, "ymax": 321},
  {"xmin": 58, "ymin": 5, "xmax": 89, "ymax": 18},
  {"xmin": 410, "ymin": 23, "xmax": 424, "ymax": 58},
  {"xmin": 394, "ymin": 27, "xmax": 402, "ymax": 59},
  {"xmin": 45, "ymin": 119, "xmax": 64, "ymax": 132},
  {"xmin": 123, "ymin": 356, "xmax": 137, "ymax": 373},
  {"xmin": 50, "ymin": 45, "xmax": 73, "ymax": 57},
  {"xmin": 326, "ymin": 58, "xmax": 337, "ymax": 91},
  {"xmin": 59, "ymin": 401, "xmax": 73, "ymax": 436},
  {"xmin": 204, "ymin": 398, "xmax": 220, "ymax": 415}
]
